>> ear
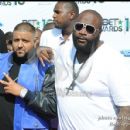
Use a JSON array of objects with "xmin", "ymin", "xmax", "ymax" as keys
[
  {"xmin": 33, "ymin": 39, "xmax": 37, "ymax": 48},
  {"xmin": 69, "ymin": 11, "xmax": 76, "ymax": 20}
]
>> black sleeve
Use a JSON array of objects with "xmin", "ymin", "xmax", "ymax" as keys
[{"xmin": 23, "ymin": 65, "xmax": 57, "ymax": 120}]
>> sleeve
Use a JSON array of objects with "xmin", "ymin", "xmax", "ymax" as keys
[
  {"xmin": 108, "ymin": 55, "xmax": 130, "ymax": 106},
  {"xmin": 23, "ymin": 65, "xmax": 57, "ymax": 120}
]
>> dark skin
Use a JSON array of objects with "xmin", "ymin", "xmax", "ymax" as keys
[
  {"xmin": 114, "ymin": 106, "xmax": 130, "ymax": 130},
  {"xmin": 53, "ymin": 2, "xmax": 76, "ymax": 39},
  {"xmin": 37, "ymin": 2, "xmax": 78, "ymax": 65},
  {"xmin": 73, "ymin": 10, "xmax": 130, "ymax": 130},
  {"xmin": 73, "ymin": 10, "xmax": 102, "ymax": 63}
]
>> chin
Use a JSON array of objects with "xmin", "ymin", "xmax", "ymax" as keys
[{"xmin": 78, "ymin": 42, "xmax": 87, "ymax": 47}]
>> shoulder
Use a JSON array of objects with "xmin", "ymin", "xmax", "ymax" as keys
[
  {"xmin": 40, "ymin": 28, "xmax": 62, "ymax": 47},
  {"xmin": 41, "ymin": 28, "xmax": 62, "ymax": 37},
  {"xmin": 95, "ymin": 43, "xmax": 125, "ymax": 68},
  {"xmin": 0, "ymin": 52, "xmax": 11, "ymax": 60},
  {"xmin": 97, "ymin": 43, "xmax": 123, "ymax": 58}
]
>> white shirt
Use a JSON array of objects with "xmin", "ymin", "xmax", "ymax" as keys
[
  {"xmin": 40, "ymin": 28, "xmax": 66, "ymax": 51},
  {"xmin": 55, "ymin": 35, "xmax": 130, "ymax": 130},
  {"xmin": 40, "ymin": 27, "xmax": 71, "ymax": 64}
]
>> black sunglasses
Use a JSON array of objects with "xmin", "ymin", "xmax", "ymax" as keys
[{"xmin": 74, "ymin": 22, "xmax": 98, "ymax": 34}]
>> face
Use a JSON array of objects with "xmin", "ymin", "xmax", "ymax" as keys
[
  {"xmin": 12, "ymin": 31, "xmax": 34, "ymax": 57},
  {"xmin": 53, "ymin": 2, "xmax": 73, "ymax": 28},
  {"xmin": 73, "ymin": 11, "xmax": 101, "ymax": 54}
]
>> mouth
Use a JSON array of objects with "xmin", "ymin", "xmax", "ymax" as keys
[
  {"xmin": 77, "ymin": 37, "xmax": 87, "ymax": 44},
  {"xmin": 16, "ymin": 50, "xmax": 24, "ymax": 54}
]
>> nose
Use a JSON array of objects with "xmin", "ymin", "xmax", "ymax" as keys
[
  {"xmin": 52, "ymin": 12, "xmax": 56, "ymax": 19},
  {"xmin": 79, "ymin": 27, "xmax": 88, "ymax": 35},
  {"xmin": 17, "ymin": 41, "xmax": 23, "ymax": 47}
]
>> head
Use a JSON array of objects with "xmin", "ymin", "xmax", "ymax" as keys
[
  {"xmin": 12, "ymin": 22, "xmax": 35, "ymax": 58},
  {"xmin": 4, "ymin": 31, "xmax": 13, "ymax": 52},
  {"xmin": 42, "ymin": 22, "xmax": 55, "ymax": 32},
  {"xmin": 34, "ymin": 28, "xmax": 42, "ymax": 48},
  {"xmin": 73, "ymin": 9, "xmax": 103, "ymax": 55},
  {"xmin": 53, "ymin": 2, "xmax": 79, "ymax": 29}
]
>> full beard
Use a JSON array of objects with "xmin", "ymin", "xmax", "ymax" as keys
[
  {"xmin": 73, "ymin": 34, "xmax": 100, "ymax": 56},
  {"xmin": 12, "ymin": 52, "xmax": 28, "ymax": 64},
  {"xmin": 13, "ymin": 48, "xmax": 36, "ymax": 63}
]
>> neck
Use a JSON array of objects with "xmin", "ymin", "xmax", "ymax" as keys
[
  {"xmin": 76, "ymin": 51, "xmax": 90, "ymax": 64},
  {"xmin": 12, "ymin": 53, "xmax": 28, "ymax": 65},
  {"xmin": 62, "ymin": 23, "xmax": 73, "ymax": 40}
]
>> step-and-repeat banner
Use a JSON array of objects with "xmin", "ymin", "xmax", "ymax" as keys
[{"xmin": 0, "ymin": 1, "xmax": 130, "ymax": 66}]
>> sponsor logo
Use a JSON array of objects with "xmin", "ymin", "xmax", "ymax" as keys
[
  {"xmin": 120, "ymin": 50, "xmax": 130, "ymax": 57},
  {"xmin": 22, "ymin": 19, "xmax": 53, "ymax": 29},
  {"xmin": 22, "ymin": 18, "xmax": 130, "ymax": 32},
  {"xmin": 103, "ymin": 18, "xmax": 130, "ymax": 32}
]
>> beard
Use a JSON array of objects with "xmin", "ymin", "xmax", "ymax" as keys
[
  {"xmin": 73, "ymin": 33, "xmax": 100, "ymax": 56},
  {"xmin": 13, "ymin": 48, "xmax": 36, "ymax": 63}
]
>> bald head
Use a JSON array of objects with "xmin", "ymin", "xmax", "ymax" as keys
[
  {"xmin": 77, "ymin": 9, "xmax": 103, "ymax": 32},
  {"xmin": 58, "ymin": 2, "xmax": 79, "ymax": 18},
  {"xmin": 13, "ymin": 22, "xmax": 36, "ymax": 36}
]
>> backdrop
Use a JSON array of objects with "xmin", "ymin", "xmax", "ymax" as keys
[{"xmin": 0, "ymin": 1, "xmax": 130, "ymax": 64}]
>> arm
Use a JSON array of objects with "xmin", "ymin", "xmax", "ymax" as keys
[
  {"xmin": 23, "ymin": 65, "xmax": 57, "ymax": 120},
  {"xmin": 0, "ymin": 66, "xmax": 57, "ymax": 120},
  {"xmin": 36, "ymin": 46, "xmax": 54, "ymax": 66},
  {"xmin": 114, "ymin": 106, "xmax": 130, "ymax": 130}
]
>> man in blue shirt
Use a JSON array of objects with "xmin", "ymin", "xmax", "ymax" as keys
[{"xmin": 0, "ymin": 22, "xmax": 52, "ymax": 130}]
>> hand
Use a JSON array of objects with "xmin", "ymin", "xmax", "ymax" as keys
[
  {"xmin": 36, "ymin": 46, "xmax": 54, "ymax": 66},
  {"xmin": 0, "ymin": 73, "xmax": 24, "ymax": 96}
]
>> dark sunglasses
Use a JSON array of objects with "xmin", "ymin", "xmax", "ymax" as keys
[{"xmin": 74, "ymin": 22, "xmax": 98, "ymax": 34}]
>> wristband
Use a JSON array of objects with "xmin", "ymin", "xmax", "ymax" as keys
[{"xmin": 20, "ymin": 88, "xmax": 28, "ymax": 98}]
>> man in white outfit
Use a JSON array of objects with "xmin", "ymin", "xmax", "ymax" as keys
[
  {"xmin": 54, "ymin": 9, "xmax": 130, "ymax": 130},
  {"xmin": 38, "ymin": 2, "xmax": 79, "ymax": 63}
]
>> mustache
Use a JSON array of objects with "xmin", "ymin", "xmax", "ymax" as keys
[
  {"xmin": 77, "ymin": 36, "xmax": 87, "ymax": 40},
  {"xmin": 76, "ymin": 36, "xmax": 90, "ymax": 42},
  {"xmin": 77, "ymin": 36, "xmax": 90, "ymax": 44},
  {"xmin": 14, "ymin": 47, "xmax": 23, "ymax": 51}
]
